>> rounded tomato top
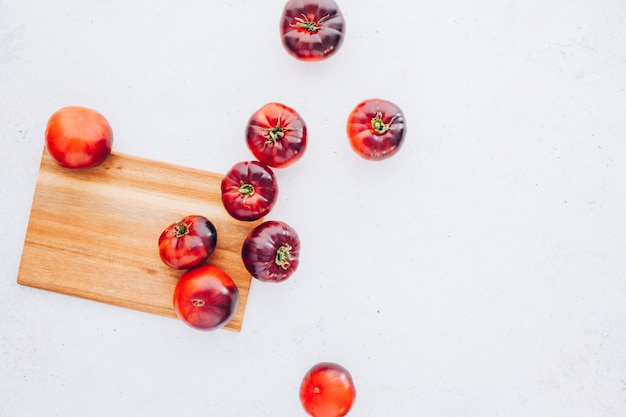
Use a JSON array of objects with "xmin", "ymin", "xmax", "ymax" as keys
[
  {"xmin": 280, "ymin": 0, "xmax": 346, "ymax": 61},
  {"xmin": 45, "ymin": 106, "xmax": 114, "ymax": 169},
  {"xmin": 346, "ymin": 98, "xmax": 406, "ymax": 161},
  {"xmin": 299, "ymin": 362, "xmax": 356, "ymax": 417},
  {"xmin": 246, "ymin": 102, "xmax": 307, "ymax": 168}
]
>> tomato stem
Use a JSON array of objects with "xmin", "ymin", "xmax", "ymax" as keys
[
  {"xmin": 264, "ymin": 114, "xmax": 286, "ymax": 144},
  {"xmin": 238, "ymin": 180, "xmax": 255, "ymax": 197},
  {"xmin": 173, "ymin": 222, "xmax": 190, "ymax": 238},
  {"xmin": 275, "ymin": 244, "xmax": 293, "ymax": 270},
  {"xmin": 290, "ymin": 13, "xmax": 330, "ymax": 33},
  {"xmin": 371, "ymin": 110, "xmax": 397, "ymax": 135}
]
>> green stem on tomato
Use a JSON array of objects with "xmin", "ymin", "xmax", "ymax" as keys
[
  {"xmin": 275, "ymin": 244, "xmax": 293, "ymax": 270},
  {"xmin": 264, "ymin": 114, "xmax": 286, "ymax": 144},
  {"xmin": 371, "ymin": 110, "xmax": 397, "ymax": 135},
  {"xmin": 290, "ymin": 13, "xmax": 330, "ymax": 33},
  {"xmin": 238, "ymin": 180, "xmax": 255, "ymax": 197},
  {"xmin": 173, "ymin": 222, "xmax": 190, "ymax": 237}
]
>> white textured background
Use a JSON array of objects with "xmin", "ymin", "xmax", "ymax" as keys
[{"xmin": 2, "ymin": 1, "xmax": 626, "ymax": 416}]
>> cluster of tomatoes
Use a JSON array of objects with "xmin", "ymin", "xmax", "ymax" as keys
[
  {"xmin": 41, "ymin": 0, "xmax": 412, "ymax": 415},
  {"xmin": 158, "ymin": 103, "xmax": 305, "ymax": 332}
]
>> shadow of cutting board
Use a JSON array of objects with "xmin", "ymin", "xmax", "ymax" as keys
[{"xmin": 17, "ymin": 149, "xmax": 262, "ymax": 332}]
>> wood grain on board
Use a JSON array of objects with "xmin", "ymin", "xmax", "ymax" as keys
[{"xmin": 17, "ymin": 150, "xmax": 262, "ymax": 332}]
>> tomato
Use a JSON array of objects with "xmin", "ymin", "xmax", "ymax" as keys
[
  {"xmin": 45, "ymin": 106, "xmax": 113, "ymax": 169},
  {"xmin": 346, "ymin": 99, "xmax": 406, "ymax": 161},
  {"xmin": 241, "ymin": 220, "xmax": 300, "ymax": 283},
  {"xmin": 300, "ymin": 362, "xmax": 356, "ymax": 417},
  {"xmin": 173, "ymin": 265, "xmax": 239, "ymax": 331},
  {"xmin": 158, "ymin": 215, "xmax": 217, "ymax": 270},
  {"xmin": 280, "ymin": 0, "xmax": 346, "ymax": 61},
  {"xmin": 221, "ymin": 161, "xmax": 278, "ymax": 222},
  {"xmin": 246, "ymin": 102, "xmax": 308, "ymax": 168}
]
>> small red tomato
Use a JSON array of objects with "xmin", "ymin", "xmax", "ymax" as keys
[
  {"xmin": 45, "ymin": 106, "xmax": 113, "ymax": 168},
  {"xmin": 300, "ymin": 362, "xmax": 356, "ymax": 417},
  {"xmin": 173, "ymin": 264, "xmax": 239, "ymax": 331},
  {"xmin": 158, "ymin": 215, "xmax": 218, "ymax": 270},
  {"xmin": 280, "ymin": 0, "xmax": 346, "ymax": 61},
  {"xmin": 242, "ymin": 220, "xmax": 300, "ymax": 283},
  {"xmin": 221, "ymin": 161, "xmax": 278, "ymax": 222},
  {"xmin": 246, "ymin": 102, "xmax": 307, "ymax": 168},
  {"xmin": 346, "ymin": 99, "xmax": 406, "ymax": 161}
]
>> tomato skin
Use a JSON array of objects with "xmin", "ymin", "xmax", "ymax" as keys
[
  {"xmin": 300, "ymin": 362, "xmax": 356, "ymax": 417},
  {"xmin": 246, "ymin": 103, "xmax": 307, "ymax": 168},
  {"xmin": 242, "ymin": 220, "xmax": 300, "ymax": 283},
  {"xmin": 173, "ymin": 265, "xmax": 239, "ymax": 331},
  {"xmin": 158, "ymin": 215, "xmax": 218, "ymax": 270},
  {"xmin": 221, "ymin": 161, "xmax": 278, "ymax": 222},
  {"xmin": 346, "ymin": 99, "xmax": 406, "ymax": 161},
  {"xmin": 45, "ymin": 106, "xmax": 113, "ymax": 168},
  {"xmin": 280, "ymin": 0, "xmax": 345, "ymax": 61}
]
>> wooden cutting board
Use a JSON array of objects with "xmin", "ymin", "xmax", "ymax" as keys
[{"xmin": 17, "ymin": 149, "xmax": 263, "ymax": 332}]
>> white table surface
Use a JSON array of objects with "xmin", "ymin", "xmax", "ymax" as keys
[{"xmin": 2, "ymin": 1, "xmax": 626, "ymax": 416}]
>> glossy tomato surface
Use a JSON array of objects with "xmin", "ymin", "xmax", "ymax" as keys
[
  {"xmin": 280, "ymin": 0, "xmax": 345, "ymax": 61},
  {"xmin": 242, "ymin": 220, "xmax": 300, "ymax": 283},
  {"xmin": 346, "ymin": 98, "xmax": 406, "ymax": 161},
  {"xmin": 246, "ymin": 102, "xmax": 307, "ymax": 168},
  {"xmin": 45, "ymin": 106, "xmax": 114, "ymax": 168},
  {"xmin": 158, "ymin": 215, "xmax": 217, "ymax": 270},
  {"xmin": 300, "ymin": 362, "xmax": 356, "ymax": 417},
  {"xmin": 221, "ymin": 161, "xmax": 278, "ymax": 221},
  {"xmin": 173, "ymin": 265, "xmax": 239, "ymax": 331}
]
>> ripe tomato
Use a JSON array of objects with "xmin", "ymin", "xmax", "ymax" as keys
[
  {"xmin": 300, "ymin": 362, "xmax": 356, "ymax": 417},
  {"xmin": 221, "ymin": 161, "xmax": 278, "ymax": 222},
  {"xmin": 158, "ymin": 215, "xmax": 217, "ymax": 270},
  {"xmin": 346, "ymin": 99, "xmax": 406, "ymax": 161},
  {"xmin": 173, "ymin": 264, "xmax": 239, "ymax": 331},
  {"xmin": 241, "ymin": 220, "xmax": 300, "ymax": 283},
  {"xmin": 45, "ymin": 106, "xmax": 114, "ymax": 168},
  {"xmin": 246, "ymin": 102, "xmax": 308, "ymax": 168},
  {"xmin": 280, "ymin": 0, "xmax": 346, "ymax": 61}
]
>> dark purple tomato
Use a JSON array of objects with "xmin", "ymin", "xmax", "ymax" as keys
[
  {"xmin": 280, "ymin": 0, "xmax": 346, "ymax": 61},
  {"xmin": 242, "ymin": 220, "xmax": 300, "ymax": 282}
]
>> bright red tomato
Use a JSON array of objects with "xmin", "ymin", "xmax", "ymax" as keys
[
  {"xmin": 221, "ymin": 161, "xmax": 278, "ymax": 221},
  {"xmin": 346, "ymin": 99, "xmax": 406, "ymax": 161},
  {"xmin": 242, "ymin": 220, "xmax": 300, "ymax": 283},
  {"xmin": 280, "ymin": 0, "xmax": 346, "ymax": 61},
  {"xmin": 173, "ymin": 264, "xmax": 239, "ymax": 331},
  {"xmin": 158, "ymin": 215, "xmax": 217, "ymax": 270},
  {"xmin": 45, "ymin": 106, "xmax": 113, "ymax": 168},
  {"xmin": 246, "ymin": 102, "xmax": 307, "ymax": 168},
  {"xmin": 300, "ymin": 362, "xmax": 356, "ymax": 417}
]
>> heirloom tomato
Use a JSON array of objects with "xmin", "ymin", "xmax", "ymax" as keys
[
  {"xmin": 221, "ymin": 161, "xmax": 278, "ymax": 221},
  {"xmin": 346, "ymin": 99, "xmax": 406, "ymax": 161},
  {"xmin": 280, "ymin": 0, "xmax": 345, "ymax": 61},
  {"xmin": 173, "ymin": 265, "xmax": 239, "ymax": 331},
  {"xmin": 300, "ymin": 362, "xmax": 356, "ymax": 417},
  {"xmin": 158, "ymin": 215, "xmax": 217, "ymax": 270},
  {"xmin": 246, "ymin": 102, "xmax": 307, "ymax": 168},
  {"xmin": 242, "ymin": 220, "xmax": 300, "ymax": 283},
  {"xmin": 45, "ymin": 106, "xmax": 113, "ymax": 168}
]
